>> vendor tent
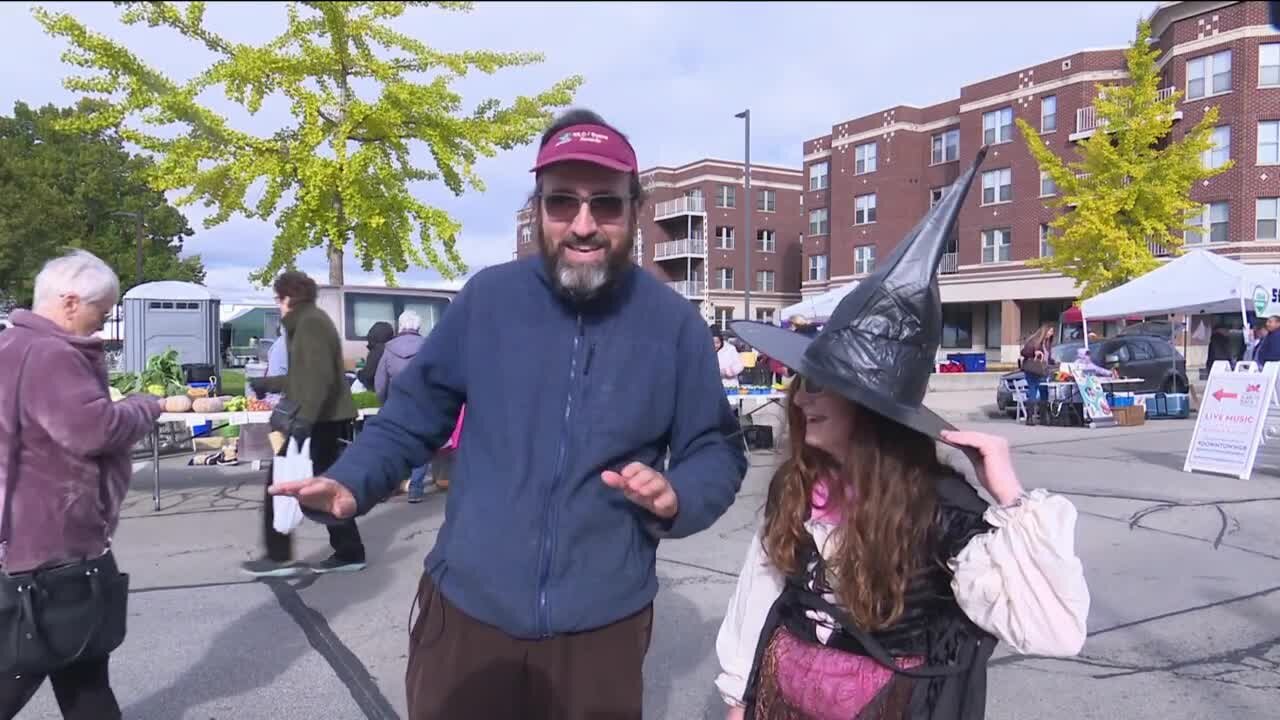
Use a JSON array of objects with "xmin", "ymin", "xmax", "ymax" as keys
[
  {"xmin": 1081, "ymin": 250, "xmax": 1280, "ymax": 321},
  {"xmin": 780, "ymin": 281, "xmax": 860, "ymax": 323}
]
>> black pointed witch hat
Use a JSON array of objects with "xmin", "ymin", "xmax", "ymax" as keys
[{"xmin": 731, "ymin": 146, "xmax": 988, "ymax": 440}]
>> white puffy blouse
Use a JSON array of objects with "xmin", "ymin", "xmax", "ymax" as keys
[{"xmin": 714, "ymin": 488, "xmax": 1091, "ymax": 707}]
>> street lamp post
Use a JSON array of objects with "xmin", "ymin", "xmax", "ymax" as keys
[
  {"xmin": 110, "ymin": 211, "xmax": 145, "ymax": 287},
  {"xmin": 735, "ymin": 109, "xmax": 751, "ymax": 322}
]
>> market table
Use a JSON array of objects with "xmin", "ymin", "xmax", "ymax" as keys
[{"xmin": 146, "ymin": 408, "xmax": 380, "ymax": 511}]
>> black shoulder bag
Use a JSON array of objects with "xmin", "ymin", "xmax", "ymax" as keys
[{"xmin": 0, "ymin": 341, "xmax": 131, "ymax": 674}]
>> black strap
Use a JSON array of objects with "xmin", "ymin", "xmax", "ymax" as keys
[{"xmin": 1, "ymin": 340, "xmax": 34, "ymax": 556}]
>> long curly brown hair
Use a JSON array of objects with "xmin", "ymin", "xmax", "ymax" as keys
[{"xmin": 762, "ymin": 379, "xmax": 942, "ymax": 631}]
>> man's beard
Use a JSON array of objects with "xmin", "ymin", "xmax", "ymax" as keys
[{"xmin": 540, "ymin": 227, "xmax": 634, "ymax": 305}]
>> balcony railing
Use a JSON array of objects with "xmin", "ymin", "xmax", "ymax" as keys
[
  {"xmin": 1074, "ymin": 87, "xmax": 1177, "ymax": 136},
  {"xmin": 654, "ymin": 238, "xmax": 706, "ymax": 260},
  {"xmin": 654, "ymin": 196, "xmax": 706, "ymax": 220},
  {"xmin": 667, "ymin": 280, "xmax": 706, "ymax": 298},
  {"xmin": 940, "ymin": 252, "xmax": 959, "ymax": 274},
  {"xmin": 1149, "ymin": 238, "xmax": 1172, "ymax": 257}
]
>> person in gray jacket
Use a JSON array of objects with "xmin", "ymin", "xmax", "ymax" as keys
[{"xmin": 375, "ymin": 310, "xmax": 429, "ymax": 501}]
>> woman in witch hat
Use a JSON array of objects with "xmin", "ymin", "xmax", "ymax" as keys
[{"xmin": 715, "ymin": 148, "xmax": 1090, "ymax": 720}]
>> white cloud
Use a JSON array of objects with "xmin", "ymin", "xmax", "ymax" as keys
[{"xmin": 2, "ymin": 1, "xmax": 1157, "ymax": 297}]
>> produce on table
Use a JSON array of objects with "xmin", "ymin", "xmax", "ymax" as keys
[
  {"xmin": 191, "ymin": 398, "xmax": 225, "ymax": 414},
  {"xmin": 163, "ymin": 396, "xmax": 193, "ymax": 413},
  {"xmin": 224, "ymin": 396, "xmax": 248, "ymax": 412},
  {"xmin": 187, "ymin": 387, "xmax": 210, "ymax": 399},
  {"xmin": 246, "ymin": 398, "xmax": 272, "ymax": 412},
  {"xmin": 111, "ymin": 350, "xmax": 187, "ymax": 397}
]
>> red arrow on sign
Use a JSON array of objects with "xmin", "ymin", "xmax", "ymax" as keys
[{"xmin": 1213, "ymin": 388, "xmax": 1239, "ymax": 401}]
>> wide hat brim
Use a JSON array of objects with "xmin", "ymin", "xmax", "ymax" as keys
[{"xmin": 732, "ymin": 320, "xmax": 954, "ymax": 440}]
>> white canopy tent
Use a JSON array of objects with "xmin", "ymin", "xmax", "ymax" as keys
[
  {"xmin": 779, "ymin": 281, "xmax": 859, "ymax": 323},
  {"xmin": 1080, "ymin": 249, "xmax": 1280, "ymax": 349}
]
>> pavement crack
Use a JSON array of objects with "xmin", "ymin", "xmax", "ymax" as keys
[{"xmin": 266, "ymin": 579, "xmax": 399, "ymax": 720}]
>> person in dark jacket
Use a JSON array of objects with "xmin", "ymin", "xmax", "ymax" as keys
[
  {"xmin": 243, "ymin": 271, "xmax": 364, "ymax": 577},
  {"xmin": 1205, "ymin": 325, "xmax": 1235, "ymax": 371},
  {"xmin": 357, "ymin": 321, "xmax": 395, "ymax": 390},
  {"xmin": 1256, "ymin": 316, "xmax": 1280, "ymax": 365},
  {"xmin": 375, "ymin": 310, "xmax": 430, "ymax": 502},
  {"xmin": 270, "ymin": 108, "xmax": 748, "ymax": 720}
]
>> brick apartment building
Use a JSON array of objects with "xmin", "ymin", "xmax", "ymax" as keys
[
  {"xmin": 802, "ymin": 0, "xmax": 1280, "ymax": 362},
  {"xmin": 516, "ymin": 159, "xmax": 807, "ymax": 327}
]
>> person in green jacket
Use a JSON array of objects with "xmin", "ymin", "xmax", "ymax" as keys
[{"xmin": 242, "ymin": 271, "xmax": 365, "ymax": 577}]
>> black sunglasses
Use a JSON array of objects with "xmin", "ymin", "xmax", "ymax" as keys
[{"xmin": 540, "ymin": 192, "xmax": 629, "ymax": 224}]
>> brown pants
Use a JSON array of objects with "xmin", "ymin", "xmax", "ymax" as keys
[{"xmin": 406, "ymin": 573, "xmax": 653, "ymax": 720}]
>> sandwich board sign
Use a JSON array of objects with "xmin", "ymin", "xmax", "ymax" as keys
[{"xmin": 1184, "ymin": 361, "xmax": 1279, "ymax": 480}]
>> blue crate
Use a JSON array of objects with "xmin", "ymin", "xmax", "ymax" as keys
[
  {"xmin": 946, "ymin": 352, "xmax": 987, "ymax": 373},
  {"xmin": 1145, "ymin": 392, "xmax": 1190, "ymax": 419}
]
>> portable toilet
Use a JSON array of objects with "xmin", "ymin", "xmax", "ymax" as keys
[{"xmin": 123, "ymin": 281, "xmax": 221, "ymax": 377}]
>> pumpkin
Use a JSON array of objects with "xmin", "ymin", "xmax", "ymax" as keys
[
  {"xmin": 192, "ymin": 398, "xmax": 225, "ymax": 414},
  {"xmin": 164, "ymin": 395, "xmax": 193, "ymax": 413}
]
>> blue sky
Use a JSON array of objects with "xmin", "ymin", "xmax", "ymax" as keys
[{"xmin": 1, "ymin": 1, "xmax": 1156, "ymax": 301}]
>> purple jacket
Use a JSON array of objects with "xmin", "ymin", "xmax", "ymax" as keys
[
  {"xmin": 0, "ymin": 310, "xmax": 161, "ymax": 573},
  {"xmin": 374, "ymin": 331, "xmax": 424, "ymax": 403}
]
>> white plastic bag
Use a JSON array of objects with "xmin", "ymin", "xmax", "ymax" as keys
[{"xmin": 270, "ymin": 436, "xmax": 311, "ymax": 535}]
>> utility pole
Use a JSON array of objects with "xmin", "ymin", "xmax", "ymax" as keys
[{"xmin": 735, "ymin": 109, "xmax": 751, "ymax": 321}]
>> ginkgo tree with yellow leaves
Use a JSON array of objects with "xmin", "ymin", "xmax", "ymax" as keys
[
  {"xmin": 1016, "ymin": 20, "xmax": 1231, "ymax": 299},
  {"xmin": 35, "ymin": 1, "xmax": 582, "ymax": 286}
]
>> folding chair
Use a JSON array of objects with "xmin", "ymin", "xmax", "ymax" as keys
[{"xmin": 1004, "ymin": 377, "xmax": 1029, "ymax": 422}]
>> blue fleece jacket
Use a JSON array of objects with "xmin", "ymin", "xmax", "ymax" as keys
[{"xmin": 323, "ymin": 257, "xmax": 748, "ymax": 639}]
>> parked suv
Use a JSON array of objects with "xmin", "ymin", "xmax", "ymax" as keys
[{"xmin": 996, "ymin": 335, "xmax": 1189, "ymax": 415}]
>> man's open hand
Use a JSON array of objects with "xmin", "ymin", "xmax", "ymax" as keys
[
  {"xmin": 601, "ymin": 462, "xmax": 679, "ymax": 519},
  {"xmin": 269, "ymin": 476, "xmax": 358, "ymax": 519}
]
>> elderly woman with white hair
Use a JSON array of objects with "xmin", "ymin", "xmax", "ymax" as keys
[
  {"xmin": 376, "ymin": 310, "xmax": 430, "ymax": 501},
  {"xmin": 0, "ymin": 250, "xmax": 162, "ymax": 720}
]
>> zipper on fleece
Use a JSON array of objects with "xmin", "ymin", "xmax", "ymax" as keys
[{"xmin": 536, "ymin": 313, "xmax": 583, "ymax": 637}]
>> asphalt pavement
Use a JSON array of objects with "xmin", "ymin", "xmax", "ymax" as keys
[{"xmin": 17, "ymin": 405, "xmax": 1280, "ymax": 719}]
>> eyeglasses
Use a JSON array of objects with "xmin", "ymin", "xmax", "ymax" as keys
[{"xmin": 539, "ymin": 192, "xmax": 629, "ymax": 224}]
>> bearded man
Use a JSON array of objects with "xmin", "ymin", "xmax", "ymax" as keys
[{"xmin": 270, "ymin": 108, "xmax": 748, "ymax": 720}]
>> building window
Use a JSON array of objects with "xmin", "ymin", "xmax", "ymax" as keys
[
  {"xmin": 981, "ymin": 228, "xmax": 1012, "ymax": 263},
  {"xmin": 757, "ymin": 229, "xmax": 776, "ymax": 252},
  {"xmin": 810, "ymin": 161, "xmax": 829, "ymax": 191},
  {"xmin": 716, "ymin": 225, "xmax": 735, "ymax": 249},
  {"xmin": 1039, "ymin": 224, "xmax": 1054, "ymax": 257},
  {"xmin": 1261, "ymin": 44, "xmax": 1280, "ymax": 87},
  {"xmin": 931, "ymin": 129, "xmax": 959, "ymax": 164},
  {"xmin": 716, "ymin": 185, "xmax": 736, "ymax": 208},
  {"xmin": 757, "ymin": 189, "xmax": 777, "ymax": 212},
  {"xmin": 1259, "ymin": 121, "xmax": 1279, "ymax": 165},
  {"xmin": 1257, "ymin": 198, "xmax": 1279, "ymax": 241},
  {"xmin": 855, "ymin": 142, "xmax": 877, "ymax": 174},
  {"xmin": 981, "ymin": 168, "xmax": 1012, "ymax": 205},
  {"xmin": 1187, "ymin": 50, "xmax": 1231, "ymax": 100},
  {"xmin": 808, "ymin": 254, "xmax": 829, "ymax": 281},
  {"xmin": 1039, "ymin": 170, "xmax": 1057, "ymax": 197},
  {"xmin": 809, "ymin": 208, "xmax": 829, "ymax": 236},
  {"xmin": 520, "ymin": 225, "xmax": 532, "ymax": 245},
  {"xmin": 755, "ymin": 307, "xmax": 775, "ymax": 323},
  {"xmin": 1204, "ymin": 125, "xmax": 1231, "ymax": 169},
  {"xmin": 756, "ymin": 270, "xmax": 776, "ymax": 292},
  {"xmin": 717, "ymin": 267, "xmax": 735, "ymax": 290},
  {"xmin": 854, "ymin": 193, "xmax": 877, "ymax": 225},
  {"xmin": 930, "ymin": 188, "xmax": 945, "ymax": 207},
  {"xmin": 942, "ymin": 306, "xmax": 973, "ymax": 349},
  {"xmin": 983, "ymin": 107, "xmax": 1014, "ymax": 145},
  {"xmin": 855, "ymin": 245, "xmax": 876, "ymax": 275},
  {"xmin": 1184, "ymin": 201, "xmax": 1229, "ymax": 244},
  {"xmin": 714, "ymin": 307, "xmax": 734, "ymax": 331},
  {"xmin": 1041, "ymin": 95, "xmax": 1057, "ymax": 133}
]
